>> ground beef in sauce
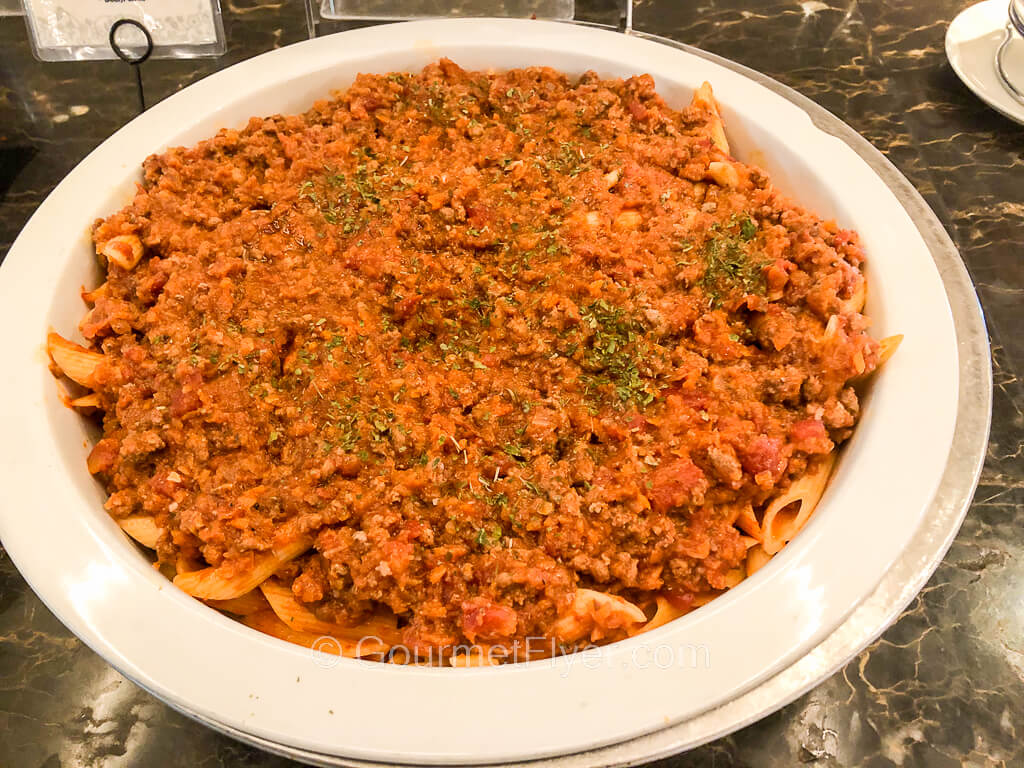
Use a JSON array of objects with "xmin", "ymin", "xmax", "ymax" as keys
[{"xmin": 82, "ymin": 59, "xmax": 880, "ymax": 652}]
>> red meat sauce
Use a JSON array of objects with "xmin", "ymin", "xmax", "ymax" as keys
[{"xmin": 81, "ymin": 59, "xmax": 880, "ymax": 651}]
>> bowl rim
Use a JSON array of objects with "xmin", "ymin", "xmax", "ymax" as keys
[{"xmin": 0, "ymin": 18, "xmax": 989, "ymax": 767}]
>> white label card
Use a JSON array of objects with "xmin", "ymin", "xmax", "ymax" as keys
[{"xmin": 23, "ymin": 0, "xmax": 224, "ymax": 58}]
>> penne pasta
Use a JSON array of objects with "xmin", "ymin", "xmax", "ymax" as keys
[
  {"xmin": 173, "ymin": 538, "xmax": 312, "ymax": 601},
  {"xmin": 638, "ymin": 571, "xmax": 747, "ymax": 637},
  {"xmin": 206, "ymin": 589, "xmax": 271, "ymax": 616},
  {"xmin": 449, "ymin": 649, "xmax": 501, "ymax": 667},
  {"xmin": 735, "ymin": 504, "xmax": 762, "ymax": 540},
  {"xmin": 70, "ymin": 392, "xmax": 102, "ymax": 409},
  {"xmin": 259, "ymin": 580, "xmax": 402, "ymax": 645},
  {"xmin": 823, "ymin": 314, "xmax": 840, "ymax": 341},
  {"xmin": 745, "ymin": 544, "xmax": 772, "ymax": 577},
  {"xmin": 100, "ymin": 234, "xmax": 143, "ymax": 271},
  {"xmin": 691, "ymin": 590, "xmax": 723, "ymax": 608},
  {"xmin": 841, "ymin": 279, "xmax": 867, "ymax": 315},
  {"xmin": 878, "ymin": 334, "xmax": 903, "ymax": 366},
  {"xmin": 175, "ymin": 554, "xmax": 204, "ymax": 576},
  {"xmin": 387, "ymin": 647, "xmax": 420, "ymax": 665},
  {"xmin": 706, "ymin": 160, "xmax": 740, "ymax": 188},
  {"xmin": 761, "ymin": 454, "xmax": 837, "ymax": 555},
  {"xmin": 47, "ymin": 332, "xmax": 103, "ymax": 388},
  {"xmin": 722, "ymin": 567, "xmax": 745, "ymax": 589},
  {"xmin": 552, "ymin": 588, "xmax": 647, "ymax": 643},
  {"xmin": 81, "ymin": 281, "xmax": 108, "ymax": 305},
  {"xmin": 242, "ymin": 610, "xmax": 390, "ymax": 658},
  {"xmin": 613, "ymin": 210, "xmax": 643, "ymax": 232},
  {"xmin": 739, "ymin": 535, "xmax": 760, "ymax": 550},
  {"xmin": 850, "ymin": 334, "xmax": 902, "ymax": 383},
  {"xmin": 691, "ymin": 81, "xmax": 730, "ymax": 155},
  {"xmin": 637, "ymin": 595, "xmax": 689, "ymax": 634},
  {"xmin": 118, "ymin": 515, "xmax": 161, "ymax": 549}
]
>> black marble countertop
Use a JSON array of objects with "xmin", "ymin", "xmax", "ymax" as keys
[{"xmin": 1, "ymin": 1, "xmax": 1021, "ymax": 766}]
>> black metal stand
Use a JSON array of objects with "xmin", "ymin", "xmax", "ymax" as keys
[{"xmin": 109, "ymin": 18, "xmax": 154, "ymax": 113}]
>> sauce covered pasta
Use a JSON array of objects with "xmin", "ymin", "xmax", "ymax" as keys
[{"xmin": 48, "ymin": 60, "xmax": 897, "ymax": 664}]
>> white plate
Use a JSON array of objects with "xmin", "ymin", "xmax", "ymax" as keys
[
  {"xmin": 946, "ymin": 0, "xmax": 1024, "ymax": 125},
  {"xmin": 0, "ymin": 18, "xmax": 963, "ymax": 765}
]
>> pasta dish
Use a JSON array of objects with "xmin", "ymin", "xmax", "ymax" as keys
[{"xmin": 47, "ymin": 60, "xmax": 898, "ymax": 665}]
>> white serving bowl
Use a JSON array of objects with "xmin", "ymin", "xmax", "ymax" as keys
[{"xmin": 0, "ymin": 18, "xmax": 971, "ymax": 765}]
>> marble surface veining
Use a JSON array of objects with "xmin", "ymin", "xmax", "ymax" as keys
[{"xmin": 1, "ymin": 1, "xmax": 1021, "ymax": 766}]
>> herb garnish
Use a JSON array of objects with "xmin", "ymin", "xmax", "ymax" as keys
[
  {"xmin": 700, "ymin": 215, "xmax": 765, "ymax": 304},
  {"xmin": 578, "ymin": 300, "xmax": 656, "ymax": 408},
  {"xmin": 475, "ymin": 524, "xmax": 503, "ymax": 548}
]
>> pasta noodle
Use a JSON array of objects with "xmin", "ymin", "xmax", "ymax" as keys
[
  {"xmin": 706, "ymin": 160, "xmax": 740, "ymax": 188},
  {"xmin": 206, "ymin": 590, "xmax": 270, "ymax": 616},
  {"xmin": 259, "ymin": 580, "xmax": 402, "ymax": 645},
  {"xmin": 745, "ymin": 545, "xmax": 772, "ymax": 577},
  {"xmin": 46, "ymin": 332, "xmax": 103, "ymax": 388},
  {"xmin": 81, "ymin": 282, "xmax": 108, "ymax": 304},
  {"xmin": 69, "ymin": 392, "xmax": 102, "ymax": 409},
  {"xmin": 761, "ymin": 454, "xmax": 837, "ymax": 555},
  {"xmin": 387, "ymin": 647, "xmax": 441, "ymax": 666},
  {"xmin": 118, "ymin": 515, "xmax": 161, "ymax": 549},
  {"xmin": 242, "ymin": 611, "xmax": 390, "ymax": 658},
  {"xmin": 449, "ymin": 648, "xmax": 502, "ymax": 667},
  {"xmin": 735, "ymin": 504, "xmax": 762, "ymax": 541},
  {"xmin": 172, "ymin": 538, "xmax": 312, "ymax": 601},
  {"xmin": 552, "ymin": 588, "xmax": 648, "ymax": 643},
  {"xmin": 841, "ymin": 279, "xmax": 867, "ymax": 314},
  {"xmin": 691, "ymin": 591, "xmax": 723, "ymax": 608},
  {"xmin": 638, "ymin": 596, "xmax": 689, "ymax": 634},
  {"xmin": 878, "ymin": 334, "xmax": 903, "ymax": 366},
  {"xmin": 691, "ymin": 81, "xmax": 731, "ymax": 154},
  {"xmin": 100, "ymin": 234, "xmax": 143, "ymax": 271}
]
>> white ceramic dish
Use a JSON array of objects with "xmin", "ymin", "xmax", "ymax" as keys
[
  {"xmin": 946, "ymin": 0, "xmax": 1024, "ymax": 125},
  {"xmin": 0, "ymin": 18, "xmax": 966, "ymax": 765}
]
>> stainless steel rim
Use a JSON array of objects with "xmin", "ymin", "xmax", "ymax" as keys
[{"xmin": 123, "ymin": 28, "xmax": 993, "ymax": 768}]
